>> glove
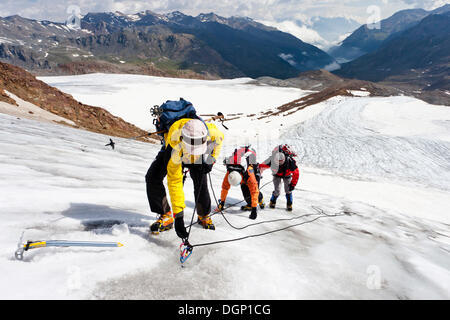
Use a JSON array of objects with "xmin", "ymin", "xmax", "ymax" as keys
[
  {"xmin": 215, "ymin": 200, "xmax": 225, "ymax": 212},
  {"xmin": 288, "ymin": 183, "xmax": 296, "ymax": 192},
  {"xmin": 202, "ymin": 163, "xmax": 214, "ymax": 174},
  {"xmin": 202, "ymin": 155, "xmax": 215, "ymax": 173},
  {"xmin": 175, "ymin": 215, "xmax": 189, "ymax": 239},
  {"xmin": 249, "ymin": 207, "xmax": 257, "ymax": 220}
]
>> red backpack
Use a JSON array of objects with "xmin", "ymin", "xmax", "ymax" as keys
[
  {"xmin": 225, "ymin": 146, "xmax": 257, "ymax": 169},
  {"xmin": 280, "ymin": 144, "xmax": 297, "ymax": 158}
]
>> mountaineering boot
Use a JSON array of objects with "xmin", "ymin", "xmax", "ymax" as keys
[
  {"xmin": 269, "ymin": 194, "xmax": 277, "ymax": 209},
  {"xmin": 259, "ymin": 197, "xmax": 265, "ymax": 209},
  {"xmin": 150, "ymin": 212, "xmax": 174, "ymax": 235},
  {"xmin": 286, "ymin": 194, "xmax": 293, "ymax": 212},
  {"xmin": 249, "ymin": 207, "xmax": 257, "ymax": 220},
  {"xmin": 241, "ymin": 204, "xmax": 252, "ymax": 211},
  {"xmin": 197, "ymin": 215, "xmax": 215, "ymax": 230}
]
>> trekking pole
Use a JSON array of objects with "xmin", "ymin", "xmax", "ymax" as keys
[
  {"xmin": 105, "ymin": 112, "xmax": 227, "ymax": 147},
  {"xmin": 125, "ymin": 113, "xmax": 225, "ymax": 142}
]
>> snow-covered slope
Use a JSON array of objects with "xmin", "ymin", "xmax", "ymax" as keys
[
  {"xmin": 1, "ymin": 75, "xmax": 449, "ymax": 299},
  {"xmin": 0, "ymin": 91, "xmax": 76, "ymax": 126},
  {"xmin": 39, "ymin": 74, "xmax": 309, "ymax": 131},
  {"xmin": 285, "ymin": 96, "xmax": 450, "ymax": 224}
]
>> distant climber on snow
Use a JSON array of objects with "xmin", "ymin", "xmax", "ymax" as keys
[{"xmin": 105, "ymin": 138, "xmax": 115, "ymax": 150}]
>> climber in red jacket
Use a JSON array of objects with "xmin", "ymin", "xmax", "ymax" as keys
[{"xmin": 259, "ymin": 145, "xmax": 299, "ymax": 211}]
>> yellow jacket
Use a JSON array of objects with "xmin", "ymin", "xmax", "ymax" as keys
[{"xmin": 164, "ymin": 118, "xmax": 224, "ymax": 216}]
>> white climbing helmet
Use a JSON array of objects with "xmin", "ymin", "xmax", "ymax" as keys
[
  {"xmin": 228, "ymin": 171, "xmax": 242, "ymax": 186},
  {"xmin": 273, "ymin": 152, "xmax": 286, "ymax": 165},
  {"xmin": 181, "ymin": 119, "xmax": 208, "ymax": 156}
]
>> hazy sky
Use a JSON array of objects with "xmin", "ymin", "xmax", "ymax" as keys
[{"xmin": 0, "ymin": 0, "xmax": 448, "ymax": 24}]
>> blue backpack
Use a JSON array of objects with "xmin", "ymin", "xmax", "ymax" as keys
[{"xmin": 153, "ymin": 98, "xmax": 201, "ymax": 136}]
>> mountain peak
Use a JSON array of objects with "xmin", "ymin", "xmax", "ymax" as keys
[
  {"xmin": 139, "ymin": 10, "xmax": 158, "ymax": 16},
  {"xmin": 5, "ymin": 14, "xmax": 30, "ymax": 22},
  {"xmin": 431, "ymin": 3, "xmax": 450, "ymax": 14},
  {"xmin": 167, "ymin": 11, "xmax": 186, "ymax": 17},
  {"xmin": 229, "ymin": 16, "xmax": 254, "ymax": 22},
  {"xmin": 197, "ymin": 12, "xmax": 227, "ymax": 24}
]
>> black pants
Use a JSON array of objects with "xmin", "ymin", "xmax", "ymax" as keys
[
  {"xmin": 183, "ymin": 164, "xmax": 211, "ymax": 217},
  {"xmin": 145, "ymin": 147, "xmax": 211, "ymax": 217},
  {"xmin": 145, "ymin": 146, "xmax": 172, "ymax": 216},
  {"xmin": 241, "ymin": 174, "xmax": 264, "ymax": 206}
]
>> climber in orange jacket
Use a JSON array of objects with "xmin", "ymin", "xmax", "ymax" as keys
[{"xmin": 216, "ymin": 146, "xmax": 264, "ymax": 220}]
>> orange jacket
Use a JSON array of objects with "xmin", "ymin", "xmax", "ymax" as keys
[{"xmin": 221, "ymin": 166, "xmax": 259, "ymax": 208}]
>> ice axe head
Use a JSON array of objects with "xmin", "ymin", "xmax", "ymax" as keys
[
  {"xmin": 15, "ymin": 231, "xmax": 25, "ymax": 260},
  {"xmin": 216, "ymin": 112, "xmax": 229, "ymax": 130}
]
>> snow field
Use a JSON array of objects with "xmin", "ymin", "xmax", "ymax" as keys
[{"xmin": 0, "ymin": 74, "xmax": 448, "ymax": 299}]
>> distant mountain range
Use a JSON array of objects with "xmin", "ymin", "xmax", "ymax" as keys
[
  {"xmin": 335, "ymin": 11, "xmax": 450, "ymax": 92},
  {"xmin": 329, "ymin": 4, "xmax": 450, "ymax": 62},
  {"xmin": 1, "ymin": 7, "xmax": 448, "ymax": 104},
  {"xmin": 0, "ymin": 11, "xmax": 335, "ymax": 79}
]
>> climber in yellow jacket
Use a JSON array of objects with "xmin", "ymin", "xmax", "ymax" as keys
[{"xmin": 146, "ymin": 118, "xmax": 224, "ymax": 239}]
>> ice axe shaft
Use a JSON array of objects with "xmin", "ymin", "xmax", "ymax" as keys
[
  {"xmin": 15, "ymin": 239, "xmax": 123, "ymax": 260},
  {"xmin": 128, "ymin": 113, "xmax": 226, "ymax": 139},
  {"xmin": 109, "ymin": 112, "xmax": 227, "ymax": 146}
]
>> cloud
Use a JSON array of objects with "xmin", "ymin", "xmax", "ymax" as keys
[
  {"xmin": 323, "ymin": 61, "xmax": 341, "ymax": 71},
  {"xmin": 259, "ymin": 19, "xmax": 330, "ymax": 49},
  {"xmin": 278, "ymin": 53, "xmax": 297, "ymax": 67}
]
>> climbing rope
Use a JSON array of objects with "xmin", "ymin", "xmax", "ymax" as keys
[
  {"xmin": 191, "ymin": 211, "xmax": 345, "ymax": 248},
  {"xmin": 186, "ymin": 179, "xmax": 273, "ymax": 229},
  {"xmin": 179, "ymin": 172, "xmax": 347, "ymax": 264}
]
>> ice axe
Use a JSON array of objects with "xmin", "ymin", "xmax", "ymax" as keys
[
  {"xmin": 179, "ymin": 240, "xmax": 194, "ymax": 265},
  {"xmin": 138, "ymin": 112, "xmax": 226, "ymax": 135},
  {"xmin": 15, "ymin": 233, "xmax": 124, "ymax": 261}
]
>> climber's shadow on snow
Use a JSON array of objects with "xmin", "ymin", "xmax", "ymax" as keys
[{"xmin": 61, "ymin": 203, "xmax": 155, "ymax": 239}]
